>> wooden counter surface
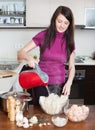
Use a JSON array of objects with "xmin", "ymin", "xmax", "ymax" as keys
[{"xmin": 0, "ymin": 105, "xmax": 95, "ymax": 130}]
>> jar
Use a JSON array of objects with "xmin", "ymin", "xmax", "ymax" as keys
[{"xmin": 10, "ymin": 17, "xmax": 15, "ymax": 24}]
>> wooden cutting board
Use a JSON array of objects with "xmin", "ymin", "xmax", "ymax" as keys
[{"xmin": 0, "ymin": 70, "xmax": 16, "ymax": 78}]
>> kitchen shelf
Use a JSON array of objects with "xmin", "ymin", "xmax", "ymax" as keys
[
  {"xmin": 75, "ymin": 25, "xmax": 85, "ymax": 29},
  {"xmin": 0, "ymin": 0, "xmax": 26, "ymax": 27},
  {"xmin": 0, "ymin": 11, "xmax": 25, "ymax": 16},
  {"xmin": 0, "ymin": 25, "xmax": 85, "ymax": 29},
  {"xmin": 76, "ymin": 25, "xmax": 95, "ymax": 30},
  {"xmin": 0, "ymin": 26, "xmax": 46, "ymax": 29}
]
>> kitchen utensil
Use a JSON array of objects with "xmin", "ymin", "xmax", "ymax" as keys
[{"xmin": 19, "ymin": 64, "xmax": 49, "ymax": 89}]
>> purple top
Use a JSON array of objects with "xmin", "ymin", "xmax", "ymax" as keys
[{"xmin": 32, "ymin": 30, "xmax": 67, "ymax": 84}]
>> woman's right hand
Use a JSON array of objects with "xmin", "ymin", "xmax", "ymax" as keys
[
  {"xmin": 27, "ymin": 59, "xmax": 36, "ymax": 68},
  {"xmin": 28, "ymin": 58, "xmax": 38, "ymax": 68},
  {"xmin": 17, "ymin": 40, "xmax": 37, "ymax": 68}
]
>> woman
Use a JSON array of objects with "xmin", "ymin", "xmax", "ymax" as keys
[{"xmin": 18, "ymin": 6, "xmax": 75, "ymax": 105}]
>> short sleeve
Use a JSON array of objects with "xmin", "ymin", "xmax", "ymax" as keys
[{"xmin": 32, "ymin": 30, "xmax": 46, "ymax": 46}]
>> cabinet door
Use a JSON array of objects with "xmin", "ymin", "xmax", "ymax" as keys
[
  {"xmin": 84, "ymin": 66, "xmax": 95, "ymax": 105},
  {"xmin": 26, "ymin": 0, "xmax": 66, "ymax": 27},
  {"xmin": 69, "ymin": 0, "xmax": 84, "ymax": 25},
  {"xmin": 26, "ymin": 0, "xmax": 85, "ymax": 27},
  {"xmin": 26, "ymin": 0, "xmax": 51, "ymax": 27},
  {"xmin": 84, "ymin": 81, "xmax": 95, "ymax": 105},
  {"xmin": 50, "ymin": 0, "xmax": 85, "ymax": 25},
  {"xmin": 84, "ymin": 0, "xmax": 95, "ymax": 8}
]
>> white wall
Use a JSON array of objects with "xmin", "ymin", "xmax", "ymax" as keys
[
  {"xmin": 0, "ymin": 29, "xmax": 42, "ymax": 60},
  {"xmin": 0, "ymin": 28, "xmax": 95, "ymax": 60},
  {"xmin": 75, "ymin": 29, "xmax": 95, "ymax": 56}
]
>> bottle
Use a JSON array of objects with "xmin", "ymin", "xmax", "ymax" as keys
[{"xmin": 16, "ymin": 111, "xmax": 24, "ymax": 122}]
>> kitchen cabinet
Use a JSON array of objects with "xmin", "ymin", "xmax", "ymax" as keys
[
  {"xmin": 0, "ymin": 0, "xmax": 95, "ymax": 28},
  {"xmin": 26, "ymin": 0, "xmax": 85, "ymax": 27},
  {"xmin": 50, "ymin": 0, "xmax": 85, "ymax": 26},
  {"xmin": 0, "ymin": 0, "xmax": 26, "ymax": 27},
  {"xmin": 84, "ymin": 66, "xmax": 95, "ymax": 105},
  {"xmin": 66, "ymin": 64, "xmax": 95, "ymax": 105},
  {"xmin": 84, "ymin": 0, "xmax": 95, "ymax": 8},
  {"xmin": 84, "ymin": 0, "xmax": 95, "ymax": 28},
  {"xmin": 64, "ymin": 0, "xmax": 84, "ymax": 25},
  {"xmin": 74, "ymin": 65, "xmax": 95, "ymax": 105},
  {"xmin": 26, "ymin": 0, "xmax": 51, "ymax": 27}
]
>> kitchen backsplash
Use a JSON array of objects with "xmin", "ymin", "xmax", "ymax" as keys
[
  {"xmin": 0, "ymin": 28, "xmax": 95, "ymax": 60},
  {"xmin": 75, "ymin": 29, "xmax": 95, "ymax": 57}
]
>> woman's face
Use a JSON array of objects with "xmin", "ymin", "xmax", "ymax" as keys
[{"xmin": 55, "ymin": 13, "xmax": 70, "ymax": 33}]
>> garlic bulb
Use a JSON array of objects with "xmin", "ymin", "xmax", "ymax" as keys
[{"xmin": 29, "ymin": 116, "xmax": 38, "ymax": 124}]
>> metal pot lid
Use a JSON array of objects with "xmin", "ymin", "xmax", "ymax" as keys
[{"xmin": 1, "ymin": 91, "xmax": 30, "ymax": 99}]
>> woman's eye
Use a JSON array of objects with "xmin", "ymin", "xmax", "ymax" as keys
[
  {"xmin": 65, "ymin": 22, "xmax": 68, "ymax": 25},
  {"xmin": 64, "ymin": 21, "xmax": 70, "ymax": 26},
  {"xmin": 58, "ymin": 20, "xmax": 62, "ymax": 23}
]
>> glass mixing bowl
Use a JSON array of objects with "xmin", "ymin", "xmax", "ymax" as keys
[
  {"xmin": 64, "ymin": 104, "xmax": 89, "ymax": 122},
  {"xmin": 51, "ymin": 114, "xmax": 68, "ymax": 127},
  {"xmin": 39, "ymin": 94, "xmax": 69, "ymax": 115}
]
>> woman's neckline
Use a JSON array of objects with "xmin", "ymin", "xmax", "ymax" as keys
[{"xmin": 56, "ymin": 31, "xmax": 65, "ymax": 37}]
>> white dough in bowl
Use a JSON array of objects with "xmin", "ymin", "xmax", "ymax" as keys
[{"xmin": 39, "ymin": 93, "xmax": 68, "ymax": 115}]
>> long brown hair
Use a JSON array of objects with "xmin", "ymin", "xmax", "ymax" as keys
[{"xmin": 41, "ymin": 6, "xmax": 75, "ymax": 61}]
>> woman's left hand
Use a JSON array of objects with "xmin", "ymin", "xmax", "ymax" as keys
[
  {"xmin": 62, "ymin": 51, "xmax": 75, "ymax": 95},
  {"xmin": 62, "ymin": 82, "xmax": 71, "ymax": 95}
]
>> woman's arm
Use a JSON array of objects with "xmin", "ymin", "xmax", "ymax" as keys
[
  {"xmin": 62, "ymin": 51, "xmax": 75, "ymax": 95},
  {"xmin": 17, "ymin": 40, "xmax": 37, "ymax": 68}
]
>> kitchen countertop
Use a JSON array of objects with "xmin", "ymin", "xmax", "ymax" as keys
[
  {"xmin": 0, "ymin": 61, "xmax": 25, "ymax": 94},
  {"xmin": 0, "ymin": 57, "xmax": 95, "ymax": 66},
  {"xmin": 75, "ymin": 58, "xmax": 95, "ymax": 66},
  {"xmin": 0, "ymin": 105, "xmax": 95, "ymax": 130}
]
